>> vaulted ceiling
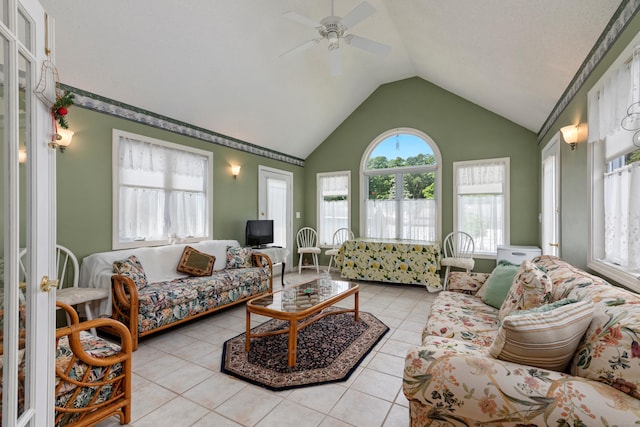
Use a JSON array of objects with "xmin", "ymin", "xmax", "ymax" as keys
[{"xmin": 39, "ymin": 0, "xmax": 622, "ymax": 159}]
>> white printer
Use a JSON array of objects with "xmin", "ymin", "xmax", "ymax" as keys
[{"xmin": 496, "ymin": 245, "xmax": 542, "ymax": 264}]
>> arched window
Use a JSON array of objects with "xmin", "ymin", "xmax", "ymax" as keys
[{"xmin": 360, "ymin": 128, "xmax": 441, "ymax": 241}]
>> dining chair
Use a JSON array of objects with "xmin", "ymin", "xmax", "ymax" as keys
[
  {"xmin": 440, "ymin": 231, "xmax": 475, "ymax": 290},
  {"xmin": 55, "ymin": 245, "xmax": 111, "ymax": 335},
  {"xmin": 325, "ymin": 228, "xmax": 355, "ymax": 271},
  {"xmin": 20, "ymin": 245, "xmax": 109, "ymax": 335},
  {"xmin": 296, "ymin": 227, "xmax": 321, "ymax": 274}
]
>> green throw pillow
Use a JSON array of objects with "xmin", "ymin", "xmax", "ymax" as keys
[{"xmin": 481, "ymin": 261, "xmax": 520, "ymax": 309}]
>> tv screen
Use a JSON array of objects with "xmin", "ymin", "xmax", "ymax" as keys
[{"xmin": 245, "ymin": 220, "xmax": 274, "ymax": 248}]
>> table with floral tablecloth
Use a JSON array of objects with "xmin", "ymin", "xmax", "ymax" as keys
[{"xmin": 334, "ymin": 238, "xmax": 442, "ymax": 292}]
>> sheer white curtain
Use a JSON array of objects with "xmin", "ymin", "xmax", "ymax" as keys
[
  {"xmin": 366, "ymin": 198, "xmax": 436, "ymax": 240},
  {"xmin": 588, "ymin": 44, "xmax": 640, "ymax": 271},
  {"xmin": 118, "ymin": 136, "xmax": 208, "ymax": 242},
  {"xmin": 366, "ymin": 199, "xmax": 396, "ymax": 239},
  {"xmin": 588, "ymin": 60, "xmax": 631, "ymax": 143},
  {"xmin": 401, "ymin": 199, "xmax": 436, "ymax": 241},
  {"xmin": 604, "ymin": 163, "xmax": 640, "ymax": 269},
  {"xmin": 318, "ymin": 174, "xmax": 349, "ymax": 245},
  {"xmin": 267, "ymin": 177, "xmax": 287, "ymax": 247},
  {"xmin": 455, "ymin": 160, "xmax": 506, "ymax": 254}
]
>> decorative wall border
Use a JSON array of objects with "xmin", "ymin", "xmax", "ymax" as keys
[
  {"xmin": 61, "ymin": 84, "xmax": 306, "ymax": 167},
  {"xmin": 538, "ymin": 0, "xmax": 640, "ymax": 142}
]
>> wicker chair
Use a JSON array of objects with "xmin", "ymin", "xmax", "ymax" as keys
[{"xmin": 55, "ymin": 302, "xmax": 132, "ymax": 427}]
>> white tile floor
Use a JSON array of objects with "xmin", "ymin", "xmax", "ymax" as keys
[{"xmin": 96, "ymin": 269, "xmax": 437, "ymax": 427}]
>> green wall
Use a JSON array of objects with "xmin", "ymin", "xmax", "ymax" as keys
[
  {"xmin": 304, "ymin": 77, "xmax": 539, "ymax": 273},
  {"xmin": 59, "ymin": 76, "xmax": 544, "ymax": 275},
  {"xmin": 56, "ymin": 107, "xmax": 305, "ymax": 262},
  {"xmin": 537, "ymin": 13, "xmax": 640, "ymax": 271}
]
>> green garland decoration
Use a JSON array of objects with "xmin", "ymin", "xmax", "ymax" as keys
[{"xmin": 52, "ymin": 91, "xmax": 75, "ymax": 129}]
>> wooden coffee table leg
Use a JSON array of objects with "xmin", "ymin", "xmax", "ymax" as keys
[
  {"xmin": 245, "ymin": 309, "xmax": 251, "ymax": 352},
  {"xmin": 288, "ymin": 318, "xmax": 297, "ymax": 367},
  {"xmin": 354, "ymin": 290, "xmax": 359, "ymax": 322}
]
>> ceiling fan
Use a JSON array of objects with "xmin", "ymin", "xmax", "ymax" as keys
[{"xmin": 281, "ymin": 0, "xmax": 391, "ymax": 76}]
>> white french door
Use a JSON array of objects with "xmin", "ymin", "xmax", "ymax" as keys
[
  {"xmin": 541, "ymin": 135, "xmax": 561, "ymax": 256},
  {"xmin": 2, "ymin": 0, "xmax": 56, "ymax": 425},
  {"xmin": 258, "ymin": 166, "xmax": 293, "ymax": 269}
]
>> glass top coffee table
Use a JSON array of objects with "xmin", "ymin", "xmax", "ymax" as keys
[{"xmin": 245, "ymin": 278, "xmax": 359, "ymax": 367}]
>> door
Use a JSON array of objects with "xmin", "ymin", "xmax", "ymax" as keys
[
  {"xmin": 541, "ymin": 135, "xmax": 561, "ymax": 256},
  {"xmin": 258, "ymin": 166, "xmax": 293, "ymax": 268},
  {"xmin": 2, "ymin": 1, "xmax": 55, "ymax": 425}
]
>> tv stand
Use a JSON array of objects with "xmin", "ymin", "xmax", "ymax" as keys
[{"xmin": 252, "ymin": 246, "xmax": 288, "ymax": 287}]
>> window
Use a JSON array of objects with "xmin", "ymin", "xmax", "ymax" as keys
[
  {"xmin": 361, "ymin": 129, "xmax": 441, "ymax": 241},
  {"xmin": 112, "ymin": 129, "xmax": 213, "ymax": 249},
  {"xmin": 453, "ymin": 158, "xmax": 510, "ymax": 257},
  {"xmin": 588, "ymin": 38, "xmax": 640, "ymax": 291},
  {"xmin": 317, "ymin": 171, "xmax": 350, "ymax": 246}
]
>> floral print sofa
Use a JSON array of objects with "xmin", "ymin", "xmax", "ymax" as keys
[
  {"xmin": 81, "ymin": 240, "xmax": 272, "ymax": 350},
  {"xmin": 403, "ymin": 255, "xmax": 640, "ymax": 426}
]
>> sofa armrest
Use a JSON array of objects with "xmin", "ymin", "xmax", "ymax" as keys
[
  {"xmin": 55, "ymin": 302, "xmax": 132, "ymax": 426},
  {"xmin": 404, "ymin": 336, "xmax": 640, "ymax": 425},
  {"xmin": 110, "ymin": 275, "xmax": 140, "ymax": 350},
  {"xmin": 446, "ymin": 271, "xmax": 490, "ymax": 295},
  {"xmin": 252, "ymin": 252, "xmax": 273, "ymax": 292}
]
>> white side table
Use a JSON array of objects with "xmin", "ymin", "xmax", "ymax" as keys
[{"xmin": 253, "ymin": 246, "xmax": 288, "ymax": 286}]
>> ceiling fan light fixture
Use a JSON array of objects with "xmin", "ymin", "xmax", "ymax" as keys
[
  {"xmin": 328, "ymin": 30, "xmax": 339, "ymax": 44},
  {"xmin": 281, "ymin": 1, "xmax": 391, "ymax": 75}
]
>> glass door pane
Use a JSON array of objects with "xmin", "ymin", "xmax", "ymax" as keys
[
  {"xmin": 542, "ymin": 138, "xmax": 560, "ymax": 256},
  {"xmin": 266, "ymin": 177, "xmax": 287, "ymax": 247},
  {"xmin": 17, "ymin": 50, "xmax": 30, "ymax": 422},
  {"xmin": 2, "ymin": 0, "xmax": 52, "ymax": 423},
  {"xmin": 258, "ymin": 166, "xmax": 293, "ymax": 268}
]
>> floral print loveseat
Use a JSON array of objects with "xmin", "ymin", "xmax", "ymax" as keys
[
  {"xmin": 403, "ymin": 255, "xmax": 640, "ymax": 426},
  {"xmin": 81, "ymin": 240, "xmax": 272, "ymax": 350}
]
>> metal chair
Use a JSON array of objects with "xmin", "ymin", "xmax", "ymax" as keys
[
  {"xmin": 325, "ymin": 228, "xmax": 354, "ymax": 271},
  {"xmin": 20, "ymin": 245, "xmax": 109, "ymax": 335},
  {"xmin": 440, "ymin": 231, "xmax": 475, "ymax": 290},
  {"xmin": 297, "ymin": 227, "xmax": 321, "ymax": 274}
]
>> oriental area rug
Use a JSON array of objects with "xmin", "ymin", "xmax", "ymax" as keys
[{"xmin": 220, "ymin": 309, "xmax": 389, "ymax": 391}]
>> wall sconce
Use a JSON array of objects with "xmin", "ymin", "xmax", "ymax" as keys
[
  {"xmin": 230, "ymin": 165, "xmax": 241, "ymax": 179},
  {"xmin": 560, "ymin": 124, "xmax": 579, "ymax": 151},
  {"xmin": 18, "ymin": 147, "xmax": 27, "ymax": 164},
  {"xmin": 48, "ymin": 128, "xmax": 74, "ymax": 152}
]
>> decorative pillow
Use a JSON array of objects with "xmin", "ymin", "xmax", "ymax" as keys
[
  {"xmin": 570, "ymin": 290, "xmax": 640, "ymax": 400},
  {"xmin": 226, "ymin": 246, "xmax": 253, "ymax": 269},
  {"xmin": 447, "ymin": 271, "xmax": 491, "ymax": 295},
  {"xmin": 498, "ymin": 261, "xmax": 553, "ymax": 320},
  {"xmin": 480, "ymin": 261, "xmax": 520, "ymax": 309},
  {"xmin": 177, "ymin": 246, "xmax": 215, "ymax": 277},
  {"xmin": 113, "ymin": 255, "xmax": 148, "ymax": 290},
  {"xmin": 489, "ymin": 299, "xmax": 594, "ymax": 371}
]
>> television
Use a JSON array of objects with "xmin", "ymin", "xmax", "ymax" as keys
[{"xmin": 245, "ymin": 220, "xmax": 274, "ymax": 248}]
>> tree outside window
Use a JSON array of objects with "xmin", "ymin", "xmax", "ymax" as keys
[{"xmin": 362, "ymin": 130, "xmax": 440, "ymax": 241}]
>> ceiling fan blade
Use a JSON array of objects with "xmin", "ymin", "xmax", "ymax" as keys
[
  {"xmin": 282, "ymin": 11, "xmax": 321, "ymax": 29},
  {"xmin": 345, "ymin": 34, "xmax": 391, "ymax": 56},
  {"xmin": 280, "ymin": 39, "xmax": 320, "ymax": 57},
  {"xmin": 328, "ymin": 47, "xmax": 342, "ymax": 76},
  {"xmin": 341, "ymin": 1, "xmax": 376, "ymax": 30}
]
